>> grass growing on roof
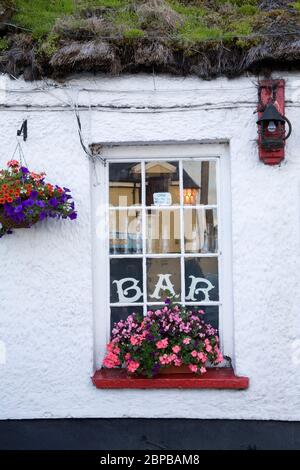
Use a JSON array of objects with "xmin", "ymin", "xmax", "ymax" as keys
[
  {"xmin": 0, "ymin": 38, "xmax": 9, "ymax": 51},
  {"xmin": 5, "ymin": 0, "xmax": 300, "ymax": 44},
  {"xmin": 11, "ymin": 0, "xmax": 75, "ymax": 37}
]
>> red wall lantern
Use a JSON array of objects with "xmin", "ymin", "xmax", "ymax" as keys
[{"xmin": 257, "ymin": 79, "xmax": 292, "ymax": 165}]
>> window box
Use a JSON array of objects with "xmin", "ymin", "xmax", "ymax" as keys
[{"xmin": 92, "ymin": 367, "xmax": 249, "ymax": 390}]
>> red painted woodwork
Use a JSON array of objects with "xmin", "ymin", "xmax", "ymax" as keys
[
  {"xmin": 158, "ymin": 365, "xmax": 191, "ymax": 375},
  {"xmin": 92, "ymin": 367, "xmax": 249, "ymax": 390},
  {"xmin": 258, "ymin": 79, "xmax": 285, "ymax": 165}
]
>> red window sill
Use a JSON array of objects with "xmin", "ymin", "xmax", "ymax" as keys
[{"xmin": 92, "ymin": 368, "xmax": 249, "ymax": 390}]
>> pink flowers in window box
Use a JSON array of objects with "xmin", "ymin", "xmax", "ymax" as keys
[{"xmin": 102, "ymin": 300, "xmax": 224, "ymax": 378}]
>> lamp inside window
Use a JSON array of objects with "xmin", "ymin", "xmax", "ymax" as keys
[{"xmin": 183, "ymin": 188, "xmax": 198, "ymax": 205}]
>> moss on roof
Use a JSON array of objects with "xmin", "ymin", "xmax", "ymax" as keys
[{"xmin": 1, "ymin": 0, "xmax": 300, "ymax": 80}]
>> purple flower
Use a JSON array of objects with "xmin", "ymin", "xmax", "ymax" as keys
[
  {"xmin": 35, "ymin": 200, "xmax": 45, "ymax": 208},
  {"xmin": 15, "ymin": 205, "xmax": 23, "ymax": 213},
  {"xmin": 21, "ymin": 166, "xmax": 29, "ymax": 174},
  {"xmin": 164, "ymin": 298, "xmax": 171, "ymax": 305},
  {"xmin": 23, "ymin": 198, "xmax": 34, "ymax": 207},
  {"xmin": 39, "ymin": 212, "xmax": 47, "ymax": 221},
  {"xmin": 49, "ymin": 197, "xmax": 58, "ymax": 208},
  {"xmin": 68, "ymin": 212, "xmax": 77, "ymax": 220},
  {"xmin": 30, "ymin": 190, "xmax": 39, "ymax": 199}
]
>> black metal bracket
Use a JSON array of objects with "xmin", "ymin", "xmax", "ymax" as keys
[{"xmin": 17, "ymin": 119, "xmax": 28, "ymax": 141}]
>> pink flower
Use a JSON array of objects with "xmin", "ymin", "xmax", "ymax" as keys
[
  {"xmin": 130, "ymin": 336, "xmax": 139, "ymax": 345},
  {"xmin": 172, "ymin": 345, "xmax": 181, "ymax": 353},
  {"xmin": 159, "ymin": 354, "xmax": 170, "ymax": 365},
  {"xmin": 198, "ymin": 352, "xmax": 207, "ymax": 363},
  {"xmin": 7, "ymin": 160, "xmax": 19, "ymax": 168},
  {"xmin": 198, "ymin": 309, "xmax": 205, "ymax": 315},
  {"xmin": 189, "ymin": 364, "xmax": 198, "ymax": 373},
  {"xmin": 127, "ymin": 360, "xmax": 140, "ymax": 373},
  {"xmin": 205, "ymin": 339, "xmax": 212, "ymax": 352},
  {"xmin": 216, "ymin": 352, "xmax": 224, "ymax": 363},
  {"xmin": 183, "ymin": 337, "xmax": 191, "ymax": 345},
  {"xmin": 174, "ymin": 358, "xmax": 182, "ymax": 367},
  {"xmin": 156, "ymin": 338, "xmax": 169, "ymax": 349},
  {"xmin": 191, "ymin": 350, "xmax": 198, "ymax": 358},
  {"xmin": 103, "ymin": 352, "xmax": 120, "ymax": 368},
  {"xmin": 200, "ymin": 367, "xmax": 207, "ymax": 374}
]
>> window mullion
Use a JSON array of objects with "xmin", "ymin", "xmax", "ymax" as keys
[
  {"xmin": 141, "ymin": 160, "xmax": 147, "ymax": 316},
  {"xmin": 179, "ymin": 160, "xmax": 185, "ymax": 306}
]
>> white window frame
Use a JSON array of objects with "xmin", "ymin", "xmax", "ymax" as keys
[{"xmin": 92, "ymin": 143, "xmax": 233, "ymax": 369}]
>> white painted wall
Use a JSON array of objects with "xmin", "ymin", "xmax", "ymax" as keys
[{"xmin": 0, "ymin": 72, "xmax": 300, "ymax": 420}]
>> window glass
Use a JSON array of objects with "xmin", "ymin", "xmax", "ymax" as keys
[
  {"xmin": 146, "ymin": 209, "xmax": 181, "ymax": 254},
  {"xmin": 109, "ymin": 162, "xmax": 142, "ymax": 207},
  {"xmin": 110, "ymin": 209, "xmax": 142, "ymax": 254},
  {"xmin": 183, "ymin": 161, "xmax": 217, "ymax": 205},
  {"xmin": 184, "ymin": 208, "xmax": 218, "ymax": 253},
  {"xmin": 110, "ymin": 258, "xmax": 143, "ymax": 304},
  {"xmin": 146, "ymin": 161, "xmax": 180, "ymax": 206},
  {"xmin": 108, "ymin": 159, "xmax": 221, "ymax": 343},
  {"xmin": 147, "ymin": 258, "xmax": 181, "ymax": 303},
  {"xmin": 185, "ymin": 257, "xmax": 219, "ymax": 302}
]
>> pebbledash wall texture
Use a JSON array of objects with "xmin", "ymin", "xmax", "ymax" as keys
[{"xmin": 0, "ymin": 72, "xmax": 300, "ymax": 421}]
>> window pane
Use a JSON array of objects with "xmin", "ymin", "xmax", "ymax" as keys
[
  {"xmin": 110, "ymin": 209, "xmax": 142, "ymax": 254},
  {"xmin": 109, "ymin": 162, "xmax": 141, "ymax": 207},
  {"xmin": 111, "ymin": 306, "xmax": 143, "ymax": 335},
  {"xmin": 185, "ymin": 257, "xmax": 219, "ymax": 302},
  {"xmin": 183, "ymin": 161, "xmax": 217, "ymax": 205},
  {"xmin": 146, "ymin": 209, "xmax": 180, "ymax": 254},
  {"xmin": 110, "ymin": 258, "xmax": 143, "ymax": 303},
  {"xmin": 184, "ymin": 208, "xmax": 218, "ymax": 253},
  {"xmin": 147, "ymin": 258, "xmax": 181, "ymax": 302},
  {"xmin": 146, "ymin": 161, "xmax": 180, "ymax": 206}
]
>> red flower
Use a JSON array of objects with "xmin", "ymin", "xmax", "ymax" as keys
[{"xmin": 7, "ymin": 160, "xmax": 19, "ymax": 168}]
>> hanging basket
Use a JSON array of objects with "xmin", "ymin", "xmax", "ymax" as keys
[
  {"xmin": 0, "ymin": 210, "xmax": 39, "ymax": 230},
  {"xmin": 0, "ymin": 156, "xmax": 77, "ymax": 238}
]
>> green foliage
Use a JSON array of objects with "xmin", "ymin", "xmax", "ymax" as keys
[
  {"xmin": 229, "ymin": 19, "xmax": 253, "ymax": 36},
  {"xmin": 77, "ymin": 0, "xmax": 125, "ymax": 8},
  {"xmin": 123, "ymin": 28, "xmax": 144, "ymax": 39},
  {"xmin": 292, "ymin": 2, "xmax": 300, "ymax": 12},
  {"xmin": 0, "ymin": 38, "xmax": 9, "ymax": 51},
  {"xmin": 111, "ymin": 9, "xmax": 140, "ymax": 28},
  {"xmin": 4, "ymin": 0, "xmax": 297, "ymax": 49},
  {"xmin": 238, "ymin": 4, "xmax": 258, "ymax": 15},
  {"xmin": 170, "ymin": 1, "xmax": 205, "ymax": 17},
  {"xmin": 217, "ymin": 0, "xmax": 258, "ymax": 5},
  {"xmin": 37, "ymin": 33, "xmax": 59, "ymax": 57},
  {"xmin": 12, "ymin": 0, "xmax": 75, "ymax": 37},
  {"xmin": 179, "ymin": 24, "xmax": 222, "ymax": 42}
]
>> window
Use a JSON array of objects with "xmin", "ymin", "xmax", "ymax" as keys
[{"xmin": 93, "ymin": 144, "xmax": 233, "ymax": 367}]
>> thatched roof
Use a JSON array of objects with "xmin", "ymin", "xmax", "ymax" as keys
[{"xmin": 1, "ymin": 0, "xmax": 300, "ymax": 80}]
